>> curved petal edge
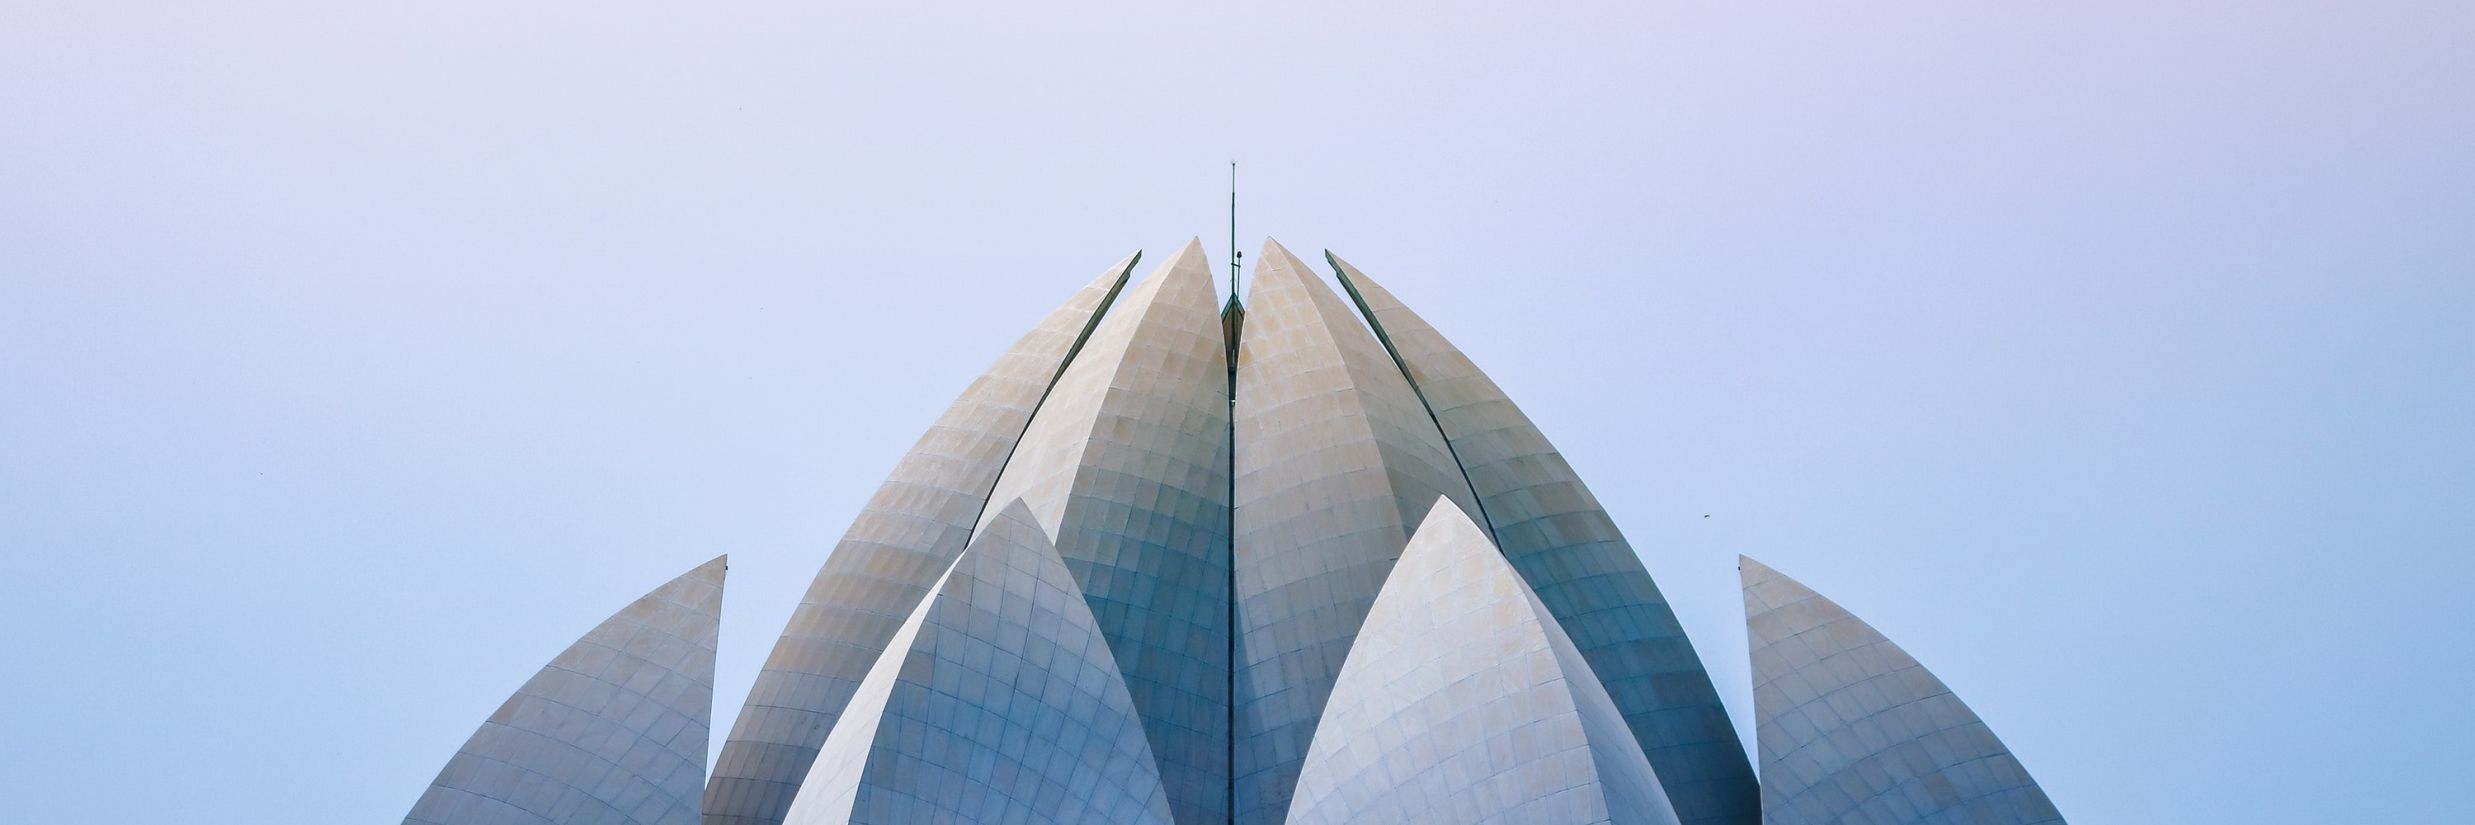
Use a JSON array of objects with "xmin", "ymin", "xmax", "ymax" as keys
[
  {"xmin": 704, "ymin": 256, "xmax": 1136, "ymax": 825},
  {"xmin": 1289, "ymin": 500, "xmax": 1679, "ymax": 825},
  {"xmin": 1328, "ymin": 251, "xmax": 1757, "ymax": 825},
  {"xmin": 405, "ymin": 555, "xmax": 725, "ymax": 825},
  {"xmin": 1742, "ymin": 556, "xmax": 2065, "ymax": 825},
  {"xmin": 782, "ymin": 501, "xmax": 1176, "ymax": 825}
]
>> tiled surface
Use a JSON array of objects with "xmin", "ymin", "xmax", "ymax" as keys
[
  {"xmin": 974, "ymin": 240, "xmax": 1233, "ymax": 825},
  {"xmin": 703, "ymin": 258, "xmax": 1135, "ymax": 825},
  {"xmin": 781, "ymin": 502, "xmax": 1177, "ymax": 825},
  {"xmin": 405, "ymin": 556, "xmax": 726, "ymax": 825},
  {"xmin": 1229, "ymin": 240, "xmax": 1482, "ymax": 825},
  {"xmin": 1741, "ymin": 557, "xmax": 2065, "ymax": 825},
  {"xmin": 1287, "ymin": 500, "xmax": 1679, "ymax": 825},
  {"xmin": 1330, "ymin": 254, "xmax": 1759, "ymax": 825},
  {"xmin": 397, "ymin": 241, "xmax": 2081, "ymax": 825}
]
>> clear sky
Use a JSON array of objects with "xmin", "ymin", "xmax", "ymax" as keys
[{"xmin": 4, "ymin": 2, "xmax": 2470, "ymax": 822}]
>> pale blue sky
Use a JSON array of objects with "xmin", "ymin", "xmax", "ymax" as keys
[{"xmin": 4, "ymin": 2, "xmax": 2470, "ymax": 822}]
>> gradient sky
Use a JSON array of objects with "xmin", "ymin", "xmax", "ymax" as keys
[{"xmin": 5, "ymin": 2, "xmax": 2471, "ymax": 823}]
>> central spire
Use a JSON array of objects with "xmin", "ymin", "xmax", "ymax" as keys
[{"xmin": 1228, "ymin": 161, "xmax": 1241, "ymax": 304}]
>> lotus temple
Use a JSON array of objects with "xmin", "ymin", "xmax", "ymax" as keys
[{"xmin": 399, "ymin": 239, "xmax": 2066, "ymax": 825}]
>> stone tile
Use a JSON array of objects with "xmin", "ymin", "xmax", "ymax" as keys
[
  {"xmin": 407, "ymin": 557, "xmax": 725, "ymax": 825},
  {"xmin": 1331, "ymin": 252, "xmax": 1758, "ymax": 825},
  {"xmin": 1741, "ymin": 557, "xmax": 2065, "ymax": 825},
  {"xmin": 704, "ymin": 256, "xmax": 1137, "ymax": 825}
]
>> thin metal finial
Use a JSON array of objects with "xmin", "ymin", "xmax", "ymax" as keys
[{"xmin": 1229, "ymin": 161, "xmax": 1240, "ymax": 302}]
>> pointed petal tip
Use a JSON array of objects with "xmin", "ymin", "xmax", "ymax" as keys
[
  {"xmin": 1415, "ymin": 494, "xmax": 1485, "ymax": 534},
  {"xmin": 1739, "ymin": 557, "xmax": 1807, "ymax": 595},
  {"xmin": 982, "ymin": 497, "xmax": 1061, "ymax": 542},
  {"xmin": 1147, "ymin": 240, "xmax": 1215, "ymax": 296},
  {"xmin": 967, "ymin": 498, "xmax": 1054, "ymax": 556},
  {"xmin": 1241, "ymin": 238, "xmax": 1319, "ymax": 302},
  {"xmin": 1252, "ymin": 237, "xmax": 1317, "ymax": 277},
  {"xmin": 1081, "ymin": 252, "xmax": 1141, "ymax": 293},
  {"xmin": 1322, "ymin": 250, "xmax": 1375, "ymax": 298},
  {"xmin": 1159, "ymin": 238, "xmax": 1212, "ymax": 271},
  {"xmin": 1165, "ymin": 238, "xmax": 1208, "ymax": 267},
  {"xmin": 681, "ymin": 554, "xmax": 729, "ymax": 582},
  {"xmin": 992, "ymin": 496, "xmax": 1039, "ymax": 522},
  {"xmin": 1401, "ymin": 498, "xmax": 1504, "ymax": 565}
]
